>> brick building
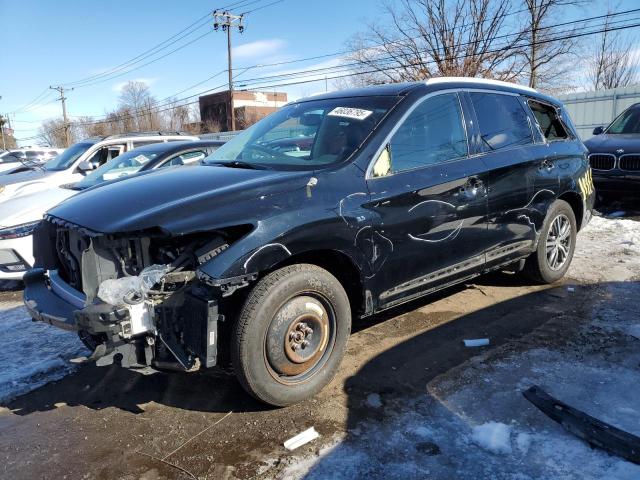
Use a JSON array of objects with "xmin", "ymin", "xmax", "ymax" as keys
[{"xmin": 199, "ymin": 90, "xmax": 288, "ymax": 132}]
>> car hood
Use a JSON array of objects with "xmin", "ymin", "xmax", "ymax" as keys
[
  {"xmin": 48, "ymin": 165, "xmax": 313, "ymax": 234},
  {"xmin": 0, "ymin": 187, "xmax": 77, "ymax": 227},
  {"xmin": 0, "ymin": 167, "xmax": 52, "ymax": 185},
  {"xmin": 583, "ymin": 134, "xmax": 640, "ymax": 153}
]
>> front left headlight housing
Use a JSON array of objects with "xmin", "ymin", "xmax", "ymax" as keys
[{"xmin": 0, "ymin": 221, "xmax": 41, "ymax": 240}]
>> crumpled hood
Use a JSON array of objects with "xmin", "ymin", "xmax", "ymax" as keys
[
  {"xmin": 584, "ymin": 134, "xmax": 640, "ymax": 153},
  {"xmin": 0, "ymin": 187, "xmax": 77, "ymax": 227},
  {"xmin": 48, "ymin": 165, "xmax": 312, "ymax": 234}
]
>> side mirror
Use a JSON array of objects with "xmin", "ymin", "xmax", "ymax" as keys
[
  {"xmin": 592, "ymin": 126, "xmax": 604, "ymax": 135},
  {"xmin": 77, "ymin": 160, "xmax": 96, "ymax": 172}
]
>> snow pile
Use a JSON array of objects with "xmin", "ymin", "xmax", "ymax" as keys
[
  {"xmin": 471, "ymin": 422, "xmax": 512, "ymax": 455},
  {"xmin": 0, "ymin": 303, "xmax": 88, "ymax": 404},
  {"xmin": 569, "ymin": 215, "xmax": 640, "ymax": 282}
]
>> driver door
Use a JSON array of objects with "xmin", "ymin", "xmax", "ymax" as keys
[{"xmin": 365, "ymin": 92, "xmax": 490, "ymax": 309}]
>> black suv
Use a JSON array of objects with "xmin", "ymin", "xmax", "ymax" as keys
[
  {"xmin": 24, "ymin": 79, "xmax": 594, "ymax": 406},
  {"xmin": 585, "ymin": 102, "xmax": 640, "ymax": 196}
]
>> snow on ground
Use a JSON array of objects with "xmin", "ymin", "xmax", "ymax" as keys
[
  {"xmin": 0, "ymin": 299, "xmax": 88, "ymax": 404},
  {"xmin": 275, "ymin": 215, "xmax": 640, "ymax": 479},
  {"xmin": 569, "ymin": 215, "xmax": 640, "ymax": 283}
]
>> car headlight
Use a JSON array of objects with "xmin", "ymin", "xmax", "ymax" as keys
[
  {"xmin": 0, "ymin": 185, "xmax": 5, "ymax": 194},
  {"xmin": 0, "ymin": 221, "xmax": 41, "ymax": 240}
]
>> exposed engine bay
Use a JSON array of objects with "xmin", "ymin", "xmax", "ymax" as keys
[{"xmin": 32, "ymin": 216, "xmax": 247, "ymax": 371}]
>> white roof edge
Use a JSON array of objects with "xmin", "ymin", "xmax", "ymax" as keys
[{"xmin": 425, "ymin": 77, "xmax": 537, "ymax": 94}]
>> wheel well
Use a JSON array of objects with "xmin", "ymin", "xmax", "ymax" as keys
[
  {"xmin": 269, "ymin": 250, "xmax": 365, "ymax": 317},
  {"xmin": 558, "ymin": 191, "xmax": 584, "ymax": 230}
]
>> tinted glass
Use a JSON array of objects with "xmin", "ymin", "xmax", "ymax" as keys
[
  {"xmin": 45, "ymin": 143, "xmax": 94, "ymax": 171},
  {"xmin": 470, "ymin": 92, "xmax": 532, "ymax": 150},
  {"xmin": 390, "ymin": 93, "xmax": 467, "ymax": 172},
  {"xmin": 607, "ymin": 107, "xmax": 640, "ymax": 134},
  {"xmin": 205, "ymin": 96, "xmax": 398, "ymax": 170},
  {"xmin": 528, "ymin": 101, "xmax": 568, "ymax": 141},
  {"xmin": 76, "ymin": 149, "xmax": 160, "ymax": 189}
]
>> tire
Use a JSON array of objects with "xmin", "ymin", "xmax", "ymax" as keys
[
  {"xmin": 524, "ymin": 199, "xmax": 577, "ymax": 284},
  {"xmin": 232, "ymin": 264, "xmax": 351, "ymax": 406}
]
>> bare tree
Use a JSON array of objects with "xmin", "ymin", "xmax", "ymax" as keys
[
  {"xmin": 39, "ymin": 118, "xmax": 70, "ymax": 147},
  {"xmin": 341, "ymin": 0, "xmax": 526, "ymax": 86},
  {"xmin": 520, "ymin": 0, "xmax": 583, "ymax": 91},
  {"xmin": 587, "ymin": 9, "xmax": 639, "ymax": 90}
]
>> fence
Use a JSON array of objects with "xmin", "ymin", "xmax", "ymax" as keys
[{"xmin": 558, "ymin": 85, "xmax": 640, "ymax": 140}]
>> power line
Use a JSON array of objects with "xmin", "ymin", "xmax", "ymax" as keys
[{"xmin": 18, "ymin": 11, "xmax": 640, "ymax": 140}]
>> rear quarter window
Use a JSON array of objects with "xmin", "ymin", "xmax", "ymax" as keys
[
  {"xmin": 470, "ymin": 92, "xmax": 533, "ymax": 151},
  {"xmin": 528, "ymin": 100, "xmax": 569, "ymax": 141}
]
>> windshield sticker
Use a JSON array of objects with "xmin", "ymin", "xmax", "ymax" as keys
[{"xmin": 328, "ymin": 107, "xmax": 373, "ymax": 121}]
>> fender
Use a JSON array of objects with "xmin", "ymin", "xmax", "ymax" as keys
[{"xmin": 197, "ymin": 165, "xmax": 374, "ymax": 287}]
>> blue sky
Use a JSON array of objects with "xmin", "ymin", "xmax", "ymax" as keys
[{"xmin": 0, "ymin": 0, "xmax": 636, "ymax": 144}]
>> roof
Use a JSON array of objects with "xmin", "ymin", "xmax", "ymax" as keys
[{"xmin": 296, "ymin": 77, "xmax": 559, "ymax": 104}]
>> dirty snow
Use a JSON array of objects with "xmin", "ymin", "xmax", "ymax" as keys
[
  {"xmin": 569, "ymin": 215, "xmax": 640, "ymax": 283},
  {"xmin": 274, "ymin": 215, "xmax": 640, "ymax": 480},
  {"xmin": 471, "ymin": 422, "xmax": 513, "ymax": 455},
  {"xmin": 0, "ymin": 300, "xmax": 88, "ymax": 404}
]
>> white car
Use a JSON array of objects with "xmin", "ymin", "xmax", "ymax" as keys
[
  {"xmin": 0, "ymin": 148, "xmax": 63, "ymax": 174},
  {"xmin": 0, "ymin": 132, "xmax": 197, "ymax": 203},
  {"xmin": 0, "ymin": 140, "xmax": 222, "ymax": 280}
]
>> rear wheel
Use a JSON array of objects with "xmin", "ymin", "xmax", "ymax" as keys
[
  {"xmin": 524, "ymin": 199, "xmax": 577, "ymax": 284},
  {"xmin": 232, "ymin": 264, "xmax": 351, "ymax": 406}
]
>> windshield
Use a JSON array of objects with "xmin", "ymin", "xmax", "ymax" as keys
[
  {"xmin": 75, "ymin": 149, "xmax": 160, "ymax": 189},
  {"xmin": 607, "ymin": 107, "xmax": 640, "ymax": 134},
  {"xmin": 0, "ymin": 151, "xmax": 24, "ymax": 163},
  {"xmin": 45, "ymin": 142, "xmax": 94, "ymax": 171},
  {"xmin": 204, "ymin": 96, "xmax": 397, "ymax": 170}
]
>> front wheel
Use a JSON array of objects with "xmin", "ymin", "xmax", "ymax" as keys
[
  {"xmin": 231, "ymin": 264, "xmax": 351, "ymax": 406},
  {"xmin": 523, "ymin": 199, "xmax": 577, "ymax": 284}
]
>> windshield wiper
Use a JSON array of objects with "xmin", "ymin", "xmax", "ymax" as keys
[{"xmin": 206, "ymin": 160, "xmax": 267, "ymax": 170}]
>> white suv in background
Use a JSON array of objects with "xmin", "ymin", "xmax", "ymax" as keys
[
  {"xmin": 0, "ymin": 148, "xmax": 63, "ymax": 174},
  {"xmin": 0, "ymin": 132, "xmax": 197, "ymax": 203}
]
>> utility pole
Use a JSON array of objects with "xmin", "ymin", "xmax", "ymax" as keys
[
  {"xmin": 50, "ymin": 85, "xmax": 72, "ymax": 147},
  {"xmin": 213, "ymin": 10, "xmax": 244, "ymax": 132}
]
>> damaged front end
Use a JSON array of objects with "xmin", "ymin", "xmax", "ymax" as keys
[{"xmin": 25, "ymin": 216, "xmax": 250, "ymax": 371}]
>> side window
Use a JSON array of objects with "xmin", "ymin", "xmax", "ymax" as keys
[
  {"xmin": 389, "ymin": 93, "xmax": 467, "ymax": 173},
  {"xmin": 528, "ymin": 100, "xmax": 568, "ymax": 141},
  {"xmin": 161, "ymin": 150, "xmax": 206, "ymax": 168},
  {"xmin": 470, "ymin": 92, "xmax": 533, "ymax": 151},
  {"xmin": 132, "ymin": 140, "xmax": 159, "ymax": 149}
]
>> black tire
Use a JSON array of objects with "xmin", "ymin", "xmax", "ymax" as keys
[
  {"xmin": 232, "ymin": 264, "xmax": 351, "ymax": 406},
  {"xmin": 524, "ymin": 199, "xmax": 577, "ymax": 284}
]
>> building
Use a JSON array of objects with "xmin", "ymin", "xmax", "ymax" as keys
[
  {"xmin": 558, "ymin": 85, "xmax": 640, "ymax": 140},
  {"xmin": 199, "ymin": 90, "xmax": 288, "ymax": 132}
]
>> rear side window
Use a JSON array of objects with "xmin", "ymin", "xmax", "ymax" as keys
[
  {"xmin": 470, "ymin": 92, "xmax": 532, "ymax": 151},
  {"xmin": 389, "ymin": 93, "xmax": 467, "ymax": 172},
  {"xmin": 528, "ymin": 100, "xmax": 568, "ymax": 141}
]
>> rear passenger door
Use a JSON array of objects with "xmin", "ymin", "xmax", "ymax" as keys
[
  {"xmin": 366, "ymin": 92, "xmax": 490, "ymax": 309},
  {"xmin": 467, "ymin": 91, "xmax": 548, "ymax": 268}
]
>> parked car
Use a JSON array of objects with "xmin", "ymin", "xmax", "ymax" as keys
[
  {"xmin": 0, "ymin": 132, "xmax": 197, "ymax": 203},
  {"xmin": 585, "ymin": 102, "xmax": 640, "ymax": 197},
  {"xmin": 0, "ymin": 148, "xmax": 63, "ymax": 174},
  {"xmin": 0, "ymin": 141, "xmax": 223, "ymax": 280},
  {"xmin": 24, "ymin": 78, "xmax": 593, "ymax": 406}
]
